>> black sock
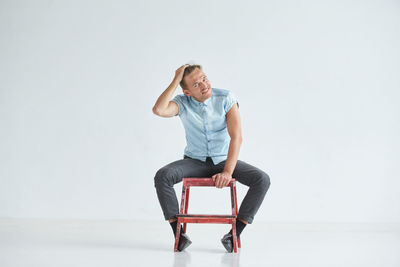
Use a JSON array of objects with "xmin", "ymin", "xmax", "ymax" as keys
[
  {"xmin": 170, "ymin": 221, "xmax": 184, "ymax": 237},
  {"xmin": 229, "ymin": 220, "xmax": 247, "ymax": 238}
]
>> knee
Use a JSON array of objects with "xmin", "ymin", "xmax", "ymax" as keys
[
  {"xmin": 154, "ymin": 167, "xmax": 179, "ymax": 188},
  {"xmin": 256, "ymin": 171, "xmax": 271, "ymax": 192}
]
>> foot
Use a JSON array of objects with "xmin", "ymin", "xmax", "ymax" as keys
[
  {"xmin": 220, "ymin": 233, "xmax": 233, "ymax": 253},
  {"xmin": 178, "ymin": 233, "xmax": 192, "ymax": 251}
]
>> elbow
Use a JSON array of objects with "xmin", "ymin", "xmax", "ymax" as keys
[{"xmin": 152, "ymin": 106, "xmax": 161, "ymax": 116}]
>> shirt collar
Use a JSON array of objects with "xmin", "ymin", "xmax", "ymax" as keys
[{"xmin": 190, "ymin": 89, "xmax": 213, "ymax": 106}]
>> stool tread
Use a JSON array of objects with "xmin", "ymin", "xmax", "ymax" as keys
[{"xmin": 177, "ymin": 214, "xmax": 236, "ymax": 218}]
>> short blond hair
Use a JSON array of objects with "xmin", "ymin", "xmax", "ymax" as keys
[{"xmin": 180, "ymin": 64, "xmax": 202, "ymax": 89}]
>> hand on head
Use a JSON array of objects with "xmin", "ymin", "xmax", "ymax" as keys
[{"xmin": 174, "ymin": 64, "xmax": 189, "ymax": 82}]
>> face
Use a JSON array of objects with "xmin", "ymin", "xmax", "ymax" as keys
[{"xmin": 182, "ymin": 68, "xmax": 212, "ymax": 102}]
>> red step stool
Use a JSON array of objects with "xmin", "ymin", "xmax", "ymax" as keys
[{"xmin": 174, "ymin": 177, "xmax": 242, "ymax": 252}]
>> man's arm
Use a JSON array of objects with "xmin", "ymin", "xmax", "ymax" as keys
[
  {"xmin": 224, "ymin": 103, "xmax": 243, "ymax": 175},
  {"xmin": 212, "ymin": 103, "xmax": 242, "ymax": 188},
  {"xmin": 152, "ymin": 65, "xmax": 187, "ymax": 118}
]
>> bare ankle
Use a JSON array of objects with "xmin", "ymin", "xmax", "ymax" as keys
[{"xmin": 239, "ymin": 219, "xmax": 248, "ymax": 224}]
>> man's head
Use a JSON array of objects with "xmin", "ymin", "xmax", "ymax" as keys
[{"xmin": 180, "ymin": 65, "xmax": 212, "ymax": 102}]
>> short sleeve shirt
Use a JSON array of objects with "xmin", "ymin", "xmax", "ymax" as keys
[{"xmin": 171, "ymin": 88, "xmax": 239, "ymax": 164}]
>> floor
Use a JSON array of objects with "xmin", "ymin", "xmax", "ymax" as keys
[{"xmin": 0, "ymin": 219, "xmax": 399, "ymax": 267}]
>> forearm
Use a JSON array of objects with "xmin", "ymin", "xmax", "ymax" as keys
[
  {"xmin": 223, "ymin": 137, "xmax": 242, "ymax": 176},
  {"xmin": 152, "ymin": 78, "xmax": 180, "ymax": 112}
]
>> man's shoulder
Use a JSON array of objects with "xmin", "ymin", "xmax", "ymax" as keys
[
  {"xmin": 212, "ymin": 88, "xmax": 230, "ymax": 97},
  {"xmin": 173, "ymin": 94, "xmax": 189, "ymax": 103}
]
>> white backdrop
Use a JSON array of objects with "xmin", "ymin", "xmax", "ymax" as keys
[{"xmin": 0, "ymin": 0, "xmax": 399, "ymax": 223}]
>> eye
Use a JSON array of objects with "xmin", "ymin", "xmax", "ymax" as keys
[
  {"xmin": 203, "ymin": 77, "xmax": 206, "ymax": 81},
  {"xmin": 193, "ymin": 83, "xmax": 198, "ymax": 88}
]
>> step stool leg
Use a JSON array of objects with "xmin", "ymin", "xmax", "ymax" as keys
[
  {"xmin": 232, "ymin": 219, "xmax": 238, "ymax": 253},
  {"xmin": 183, "ymin": 187, "xmax": 190, "ymax": 233},
  {"xmin": 174, "ymin": 218, "xmax": 182, "ymax": 252},
  {"xmin": 233, "ymin": 182, "xmax": 241, "ymax": 248}
]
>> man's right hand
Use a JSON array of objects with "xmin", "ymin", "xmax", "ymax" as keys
[{"xmin": 174, "ymin": 64, "xmax": 189, "ymax": 82}]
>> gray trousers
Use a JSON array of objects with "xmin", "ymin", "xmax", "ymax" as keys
[{"xmin": 154, "ymin": 155, "xmax": 270, "ymax": 224}]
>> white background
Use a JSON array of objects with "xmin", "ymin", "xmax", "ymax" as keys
[{"xmin": 1, "ymin": 0, "xmax": 399, "ymax": 223}]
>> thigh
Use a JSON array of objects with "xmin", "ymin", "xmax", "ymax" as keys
[
  {"xmin": 156, "ymin": 157, "xmax": 216, "ymax": 185},
  {"xmin": 213, "ymin": 159, "xmax": 269, "ymax": 186}
]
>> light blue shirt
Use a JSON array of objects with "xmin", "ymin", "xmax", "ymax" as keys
[{"xmin": 172, "ymin": 88, "xmax": 239, "ymax": 164}]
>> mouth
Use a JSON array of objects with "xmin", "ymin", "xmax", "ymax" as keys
[{"xmin": 201, "ymin": 87, "xmax": 209, "ymax": 95}]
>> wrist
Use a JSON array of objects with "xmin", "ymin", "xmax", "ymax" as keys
[
  {"xmin": 172, "ymin": 77, "xmax": 181, "ymax": 85},
  {"xmin": 223, "ymin": 170, "xmax": 233, "ymax": 176}
]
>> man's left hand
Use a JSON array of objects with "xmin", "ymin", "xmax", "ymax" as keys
[{"xmin": 212, "ymin": 171, "xmax": 232, "ymax": 188}]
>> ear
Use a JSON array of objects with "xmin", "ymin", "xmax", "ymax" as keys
[{"xmin": 182, "ymin": 88, "xmax": 191, "ymax": 97}]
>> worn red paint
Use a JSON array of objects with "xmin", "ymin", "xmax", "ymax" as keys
[{"xmin": 173, "ymin": 177, "xmax": 241, "ymax": 253}]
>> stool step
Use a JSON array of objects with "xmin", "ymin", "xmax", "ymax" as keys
[
  {"xmin": 177, "ymin": 215, "xmax": 236, "ymax": 224},
  {"xmin": 177, "ymin": 214, "xmax": 236, "ymax": 218}
]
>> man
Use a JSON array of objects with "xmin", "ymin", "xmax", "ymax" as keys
[{"xmin": 152, "ymin": 64, "xmax": 270, "ymax": 252}]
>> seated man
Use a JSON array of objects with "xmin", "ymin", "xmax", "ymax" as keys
[{"xmin": 152, "ymin": 64, "xmax": 271, "ymax": 252}]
